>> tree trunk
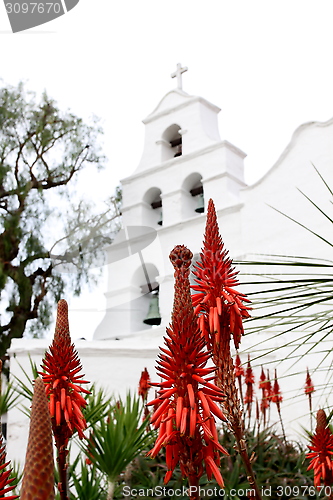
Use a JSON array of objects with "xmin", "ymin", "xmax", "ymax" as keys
[{"xmin": 107, "ymin": 480, "xmax": 115, "ymax": 500}]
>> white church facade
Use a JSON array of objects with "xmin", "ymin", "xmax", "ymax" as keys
[{"xmin": 8, "ymin": 65, "xmax": 333, "ymax": 463}]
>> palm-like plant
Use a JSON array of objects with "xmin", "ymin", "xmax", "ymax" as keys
[
  {"xmin": 0, "ymin": 381, "xmax": 20, "ymax": 417},
  {"xmin": 82, "ymin": 392, "xmax": 153, "ymax": 500},
  {"xmin": 69, "ymin": 459, "xmax": 108, "ymax": 500},
  {"xmin": 236, "ymin": 166, "xmax": 333, "ymax": 426}
]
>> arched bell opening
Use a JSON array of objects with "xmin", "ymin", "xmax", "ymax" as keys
[
  {"xmin": 131, "ymin": 263, "xmax": 161, "ymax": 329},
  {"xmin": 181, "ymin": 173, "xmax": 205, "ymax": 219},
  {"xmin": 142, "ymin": 187, "xmax": 163, "ymax": 227},
  {"xmin": 161, "ymin": 124, "xmax": 183, "ymax": 161}
]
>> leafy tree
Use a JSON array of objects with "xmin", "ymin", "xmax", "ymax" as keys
[{"xmin": 0, "ymin": 81, "xmax": 121, "ymax": 358}]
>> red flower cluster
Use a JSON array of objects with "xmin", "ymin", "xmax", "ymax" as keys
[
  {"xmin": 138, "ymin": 367, "xmax": 150, "ymax": 401},
  {"xmin": 244, "ymin": 356, "xmax": 255, "ymax": 405},
  {"xmin": 40, "ymin": 299, "xmax": 90, "ymax": 444},
  {"xmin": 271, "ymin": 369, "xmax": 283, "ymax": 406},
  {"xmin": 0, "ymin": 436, "xmax": 18, "ymax": 500},
  {"xmin": 307, "ymin": 409, "xmax": 333, "ymax": 488},
  {"xmin": 305, "ymin": 369, "xmax": 315, "ymax": 395},
  {"xmin": 259, "ymin": 367, "xmax": 270, "ymax": 417},
  {"xmin": 191, "ymin": 199, "xmax": 250, "ymax": 352},
  {"xmin": 147, "ymin": 245, "xmax": 228, "ymax": 489},
  {"xmin": 234, "ymin": 354, "xmax": 244, "ymax": 378}
]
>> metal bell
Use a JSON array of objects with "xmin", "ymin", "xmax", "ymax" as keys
[
  {"xmin": 195, "ymin": 193, "xmax": 204, "ymax": 213},
  {"xmin": 143, "ymin": 293, "xmax": 161, "ymax": 326}
]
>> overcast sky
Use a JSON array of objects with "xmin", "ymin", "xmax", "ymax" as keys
[{"xmin": 1, "ymin": 1, "xmax": 333, "ymax": 339}]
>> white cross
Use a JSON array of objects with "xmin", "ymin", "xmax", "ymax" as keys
[{"xmin": 171, "ymin": 63, "xmax": 188, "ymax": 90}]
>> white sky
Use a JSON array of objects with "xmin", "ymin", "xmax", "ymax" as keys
[{"xmin": 1, "ymin": 1, "xmax": 333, "ymax": 339}]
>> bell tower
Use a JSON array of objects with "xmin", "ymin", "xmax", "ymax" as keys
[{"xmin": 94, "ymin": 65, "xmax": 247, "ymax": 340}]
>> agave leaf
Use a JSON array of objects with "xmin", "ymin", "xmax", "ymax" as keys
[
  {"xmin": 80, "ymin": 392, "xmax": 153, "ymax": 485},
  {"xmin": 0, "ymin": 381, "xmax": 20, "ymax": 416}
]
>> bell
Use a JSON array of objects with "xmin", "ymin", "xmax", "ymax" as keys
[
  {"xmin": 157, "ymin": 211, "xmax": 163, "ymax": 226},
  {"xmin": 195, "ymin": 193, "xmax": 204, "ymax": 213},
  {"xmin": 143, "ymin": 293, "xmax": 162, "ymax": 326}
]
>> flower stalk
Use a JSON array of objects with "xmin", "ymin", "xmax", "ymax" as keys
[
  {"xmin": 147, "ymin": 245, "xmax": 228, "ymax": 499},
  {"xmin": 40, "ymin": 299, "xmax": 89, "ymax": 500},
  {"xmin": 191, "ymin": 199, "xmax": 262, "ymax": 499},
  {"xmin": 271, "ymin": 369, "xmax": 285, "ymax": 442},
  {"xmin": 20, "ymin": 378, "xmax": 54, "ymax": 500},
  {"xmin": 305, "ymin": 368, "xmax": 315, "ymax": 433},
  {"xmin": 306, "ymin": 409, "xmax": 333, "ymax": 493}
]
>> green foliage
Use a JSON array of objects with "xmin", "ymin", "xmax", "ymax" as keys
[
  {"xmin": 92, "ymin": 426, "xmax": 314, "ymax": 500},
  {"xmin": 81, "ymin": 392, "xmax": 153, "ymax": 487},
  {"xmin": 81, "ymin": 383, "xmax": 112, "ymax": 429},
  {"xmin": 0, "ymin": 80, "xmax": 121, "ymax": 358},
  {"xmin": 0, "ymin": 379, "xmax": 20, "ymax": 416},
  {"xmin": 10, "ymin": 354, "xmax": 38, "ymax": 416},
  {"xmin": 218, "ymin": 428, "xmax": 312, "ymax": 499},
  {"xmin": 69, "ymin": 460, "xmax": 108, "ymax": 500}
]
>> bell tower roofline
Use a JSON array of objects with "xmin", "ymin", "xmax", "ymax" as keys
[
  {"xmin": 143, "ymin": 89, "xmax": 221, "ymax": 125},
  {"xmin": 135, "ymin": 89, "xmax": 223, "ymax": 173}
]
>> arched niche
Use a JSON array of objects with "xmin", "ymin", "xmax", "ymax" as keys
[
  {"xmin": 131, "ymin": 263, "xmax": 160, "ymax": 330},
  {"xmin": 160, "ymin": 124, "xmax": 182, "ymax": 162},
  {"xmin": 142, "ymin": 187, "xmax": 163, "ymax": 227},
  {"xmin": 181, "ymin": 172, "xmax": 204, "ymax": 219}
]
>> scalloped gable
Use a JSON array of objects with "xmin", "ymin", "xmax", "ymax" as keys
[
  {"xmin": 143, "ymin": 89, "xmax": 220, "ymax": 124},
  {"xmin": 248, "ymin": 117, "xmax": 333, "ymax": 190}
]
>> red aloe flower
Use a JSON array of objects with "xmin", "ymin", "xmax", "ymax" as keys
[
  {"xmin": 306, "ymin": 409, "xmax": 333, "ymax": 489},
  {"xmin": 40, "ymin": 299, "xmax": 90, "ymax": 500},
  {"xmin": 20, "ymin": 378, "xmax": 55, "ymax": 500},
  {"xmin": 147, "ymin": 245, "xmax": 228, "ymax": 496},
  {"xmin": 266, "ymin": 370, "xmax": 273, "ymax": 403},
  {"xmin": 191, "ymin": 198, "xmax": 251, "ymax": 353},
  {"xmin": 40, "ymin": 299, "xmax": 90, "ymax": 443},
  {"xmin": 259, "ymin": 366, "xmax": 268, "ymax": 391},
  {"xmin": 244, "ymin": 356, "xmax": 255, "ymax": 405},
  {"xmin": 138, "ymin": 367, "xmax": 150, "ymax": 402},
  {"xmin": 190, "ymin": 200, "xmax": 261, "ymax": 499},
  {"xmin": 305, "ymin": 368, "xmax": 315, "ymax": 428},
  {"xmin": 0, "ymin": 359, "xmax": 18, "ymax": 500},
  {"xmin": 0, "ymin": 438, "xmax": 17, "ymax": 500},
  {"xmin": 271, "ymin": 369, "xmax": 283, "ymax": 406},
  {"xmin": 272, "ymin": 369, "xmax": 286, "ymax": 441},
  {"xmin": 305, "ymin": 368, "xmax": 315, "ymax": 395},
  {"xmin": 234, "ymin": 354, "xmax": 244, "ymax": 378},
  {"xmin": 259, "ymin": 367, "xmax": 269, "ymax": 425}
]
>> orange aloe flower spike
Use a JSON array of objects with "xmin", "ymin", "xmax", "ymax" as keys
[
  {"xmin": 305, "ymin": 368, "xmax": 315, "ymax": 395},
  {"xmin": 0, "ymin": 438, "xmax": 18, "ymax": 500},
  {"xmin": 305, "ymin": 368, "xmax": 315, "ymax": 427},
  {"xmin": 306, "ymin": 409, "xmax": 333, "ymax": 489},
  {"xmin": 40, "ymin": 299, "xmax": 90, "ymax": 500},
  {"xmin": 20, "ymin": 377, "xmax": 55, "ymax": 500},
  {"xmin": 0, "ymin": 359, "xmax": 18, "ymax": 500},
  {"xmin": 138, "ymin": 367, "xmax": 150, "ymax": 402},
  {"xmin": 147, "ymin": 245, "xmax": 228, "ymax": 495},
  {"xmin": 191, "ymin": 198, "xmax": 251, "ymax": 352},
  {"xmin": 40, "ymin": 299, "xmax": 90, "ymax": 444}
]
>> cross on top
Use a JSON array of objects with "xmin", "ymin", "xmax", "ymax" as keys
[{"xmin": 171, "ymin": 63, "xmax": 188, "ymax": 90}]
